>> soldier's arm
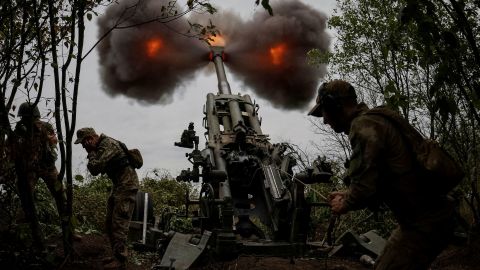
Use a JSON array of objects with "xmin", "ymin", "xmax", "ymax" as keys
[
  {"xmin": 87, "ymin": 138, "xmax": 118, "ymax": 176},
  {"xmin": 343, "ymin": 116, "xmax": 385, "ymax": 212}
]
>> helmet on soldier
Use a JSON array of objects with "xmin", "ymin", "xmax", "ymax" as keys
[
  {"xmin": 308, "ymin": 80, "xmax": 357, "ymax": 117},
  {"xmin": 17, "ymin": 102, "xmax": 41, "ymax": 118},
  {"xmin": 74, "ymin": 127, "xmax": 97, "ymax": 144}
]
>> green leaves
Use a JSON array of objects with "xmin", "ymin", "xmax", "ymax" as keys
[
  {"xmin": 74, "ymin": 174, "xmax": 84, "ymax": 182},
  {"xmin": 255, "ymin": 0, "xmax": 273, "ymax": 15},
  {"xmin": 261, "ymin": 0, "xmax": 273, "ymax": 16},
  {"xmin": 307, "ymin": 49, "xmax": 333, "ymax": 66},
  {"xmin": 197, "ymin": 2, "xmax": 216, "ymax": 14},
  {"xmin": 384, "ymin": 80, "xmax": 408, "ymax": 111},
  {"xmin": 434, "ymin": 95, "xmax": 458, "ymax": 122}
]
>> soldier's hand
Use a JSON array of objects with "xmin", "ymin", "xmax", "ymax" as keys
[
  {"xmin": 329, "ymin": 191, "xmax": 348, "ymax": 215},
  {"xmin": 87, "ymin": 151, "xmax": 96, "ymax": 159}
]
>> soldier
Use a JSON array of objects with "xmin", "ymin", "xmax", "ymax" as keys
[
  {"xmin": 308, "ymin": 80, "xmax": 455, "ymax": 269},
  {"xmin": 75, "ymin": 127, "xmax": 138, "ymax": 270},
  {"xmin": 8, "ymin": 102, "xmax": 66, "ymax": 250}
]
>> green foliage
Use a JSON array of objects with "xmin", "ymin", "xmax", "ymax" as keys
[
  {"xmin": 73, "ymin": 175, "xmax": 111, "ymax": 232},
  {"xmin": 167, "ymin": 215, "xmax": 193, "ymax": 233},
  {"xmin": 335, "ymin": 209, "xmax": 396, "ymax": 239},
  {"xmin": 307, "ymin": 49, "xmax": 333, "ymax": 66},
  {"xmin": 72, "ymin": 169, "xmax": 195, "ymax": 233},
  {"xmin": 35, "ymin": 181, "xmax": 61, "ymax": 226},
  {"xmin": 0, "ymin": 180, "xmax": 61, "ymax": 247},
  {"xmin": 140, "ymin": 171, "xmax": 194, "ymax": 216},
  {"xmin": 310, "ymin": 0, "xmax": 480, "ymax": 229},
  {"xmin": 256, "ymin": 0, "xmax": 273, "ymax": 16}
]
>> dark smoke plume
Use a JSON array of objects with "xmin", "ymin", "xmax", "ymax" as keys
[
  {"xmin": 97, "ymin": 0, "xmax": 207, "ymax": 104},
  {"xmin": 221, "ymin": 0, "xmax": 330, "ymax": 110},
  {"xmin": 97, "ymin": 0, "xmax": 330, "ymax": 110}
]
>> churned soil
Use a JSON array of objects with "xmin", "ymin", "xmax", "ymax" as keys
[
  {"xmin": 1, "ymin": 232, "xmax": 478, "ymax": 269},
  {"xmin": 59, "ymin": 233, "xmax": 480, "ymax": 270},
  {"xmin": 191, "ymin": 256, "xmax": 370, "ymax": 270}
]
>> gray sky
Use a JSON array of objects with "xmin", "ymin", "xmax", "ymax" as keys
[{"xmin": 72, "ymin": 0, "xmax": 337, "ymax": 178}]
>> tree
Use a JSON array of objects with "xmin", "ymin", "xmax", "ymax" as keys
[
  {"xmin": 398, "ymin": 0, "xmax": 480, "ymax": 228},
  {"xmin": 309, "ymin": 0, "xmax": 479, "ymax": 230},
  {"xmin": 0, "ymin": 0, "xmax": 226, "ymax": 260}
]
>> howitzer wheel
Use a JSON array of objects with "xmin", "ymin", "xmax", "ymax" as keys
[{"xmin": 199, "ymin": 183, "xmax": 217, "ymax": 230}]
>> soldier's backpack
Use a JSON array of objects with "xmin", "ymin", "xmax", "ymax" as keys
[
  {"xmin": 365, "ymin": 107, "xmax": 464, "ymax": 194},
  {"xmin": 117, "ymin": 141, "xmax": 143, "ymax": 169}
]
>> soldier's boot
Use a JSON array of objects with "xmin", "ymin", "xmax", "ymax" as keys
[
  {"xmin": 104, "ymin": 255, "xmax": 126, "ymax": 270},
  {"xmin": 106, "ymin": 246, "xmax": 128, "ymax": 269}
]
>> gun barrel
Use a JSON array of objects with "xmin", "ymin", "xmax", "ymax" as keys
[
  {"xmin": 210, "ymin": 46, "xmax": 231, "ymax": 94},
  {"xmin": 244, "ymin": 94, "xmax": 262, "ymax": 135},
  {"xmin": 206, "ymin": 93, "xmax": 220, "ymax": 140},
  {"xmin": 210, "ymin": 46, "xmax": 245, "ymax": 133}
]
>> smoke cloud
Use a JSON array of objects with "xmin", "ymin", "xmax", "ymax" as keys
[
  {"xmin": 97, "ymin": 0, "xmax": 207, "ymax": 104},
  {"xmin": 97, "ymin": 0, "xmax": 330, "ymax": 109},
  {"xmin": 220, "ymin": 0, "xmax": 330, "ymax": 109}
]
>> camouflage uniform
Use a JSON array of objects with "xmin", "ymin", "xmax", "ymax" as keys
[
  {"xmin": 83, "ymin": 132, "xmax": 139, "ymax": 263},
  {"xmin": 11, "ymin": 118, "xmax": 65, "ymax": 249},
  {"xmin": 344, "ymin": 103, "xmax": 454, "ymax": 269}
]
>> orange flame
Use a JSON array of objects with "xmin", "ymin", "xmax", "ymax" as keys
[
  {"xmin": 146, "ymin": 38, "xmax": 163, "ymax": 57},
  {"xmin": 209, "ymin": 35, "xmax": 226, "ymax": 47},
  {"xmin": 269, "ymin": 44, "xmax": 287, "ymax": 65}
]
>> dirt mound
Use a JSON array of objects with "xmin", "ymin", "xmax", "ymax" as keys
[
  {"xmin": 1, "ymin": 232, "xmax": 479, "ymax": 269},
  {"xmin": 191, "ymin": 256, "xmax": 370, "ymax": 270}
]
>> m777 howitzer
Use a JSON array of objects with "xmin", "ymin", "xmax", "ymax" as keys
[{"xmin": 157, "ymin": 46, "xmax": 333, "ymax": 269}]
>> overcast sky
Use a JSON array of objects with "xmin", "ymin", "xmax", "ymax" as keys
[{"xmin": 71, "ymin": 0, "xmax": 338, "ymax": 178}]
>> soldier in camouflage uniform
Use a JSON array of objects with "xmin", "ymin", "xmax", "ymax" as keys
[
  {"xmin": 8, "ymin": 102, "xmax": 66, "ymax": 250},
  {"xmin": 308, "ymin": 80, "xmax": 455, "ymax": 269},
  {"xmin": 75, "ymin": 127, "xmax": 138, "ymax": 269}
]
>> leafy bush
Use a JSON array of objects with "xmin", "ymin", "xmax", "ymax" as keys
[
  {"xmin": 139, "ymin": 170, "xmax": 197, "ymax": 233},
  {"xmin": 140, "ymin": 175, "xmax": 194, "ymax": 216},
  {"xmin": 73, "ymin": 174, "xmax": 111, "ymax": 233},
  {"xmin": 72, "ymin": 169, "xmax": 196, "ymax": 233}
]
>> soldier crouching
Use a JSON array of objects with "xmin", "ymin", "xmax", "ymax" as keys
[{"xmin": 75, "ymin": 127, "xmax": 139, "ymax": 269}]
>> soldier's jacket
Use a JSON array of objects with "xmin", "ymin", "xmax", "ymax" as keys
[
  {"xmin": 12, "ymin": 119, "xmax": 57, "ymax": 168},
  {"xmin": 343, "ymin": 103, "xmax": 453, "ymax": 231},
  {"xmin": 87, "ymin": 134, "xmax": 139, "ymax": 190}
]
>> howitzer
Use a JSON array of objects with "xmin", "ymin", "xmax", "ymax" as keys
[{"xmin": 159, "ymin": 46, "xmax": 332, "ymax": 269}]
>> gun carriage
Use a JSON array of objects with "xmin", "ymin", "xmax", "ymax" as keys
[{"xmin": 152, "ymin": 47, "xmax": 333, "ymax": 269}]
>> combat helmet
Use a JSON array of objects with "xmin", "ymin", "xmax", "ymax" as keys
[
  {"xmin": 17, "ymin": 102, "xmax": 40, "ymax": 118},
  {"xmin": 308, "ymin": 80, "xmax": 357, "ymax": 117}
]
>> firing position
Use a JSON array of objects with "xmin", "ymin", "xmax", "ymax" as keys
[
  {"xmin": 75, "ymin": 127, "xmax": 139, "ymax": 269},
  {"xmin": 308, "ymin": 80, "xmax": 458, "ymax": 269},
  {"xmin": 7, "ymin": 102, "xmax": 67, "ymax": 250}
]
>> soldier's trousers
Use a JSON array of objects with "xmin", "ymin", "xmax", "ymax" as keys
[
  {"xmin": 374, "ymin": 220, "xmax": 454, "ymax": 270},
  {"xmin": 16, "ymin": 165, "xmax": 66, "ymax": 249},
  {"xmin": 105, "ymin": 188, "xmax": 138, "ymax": 262}
]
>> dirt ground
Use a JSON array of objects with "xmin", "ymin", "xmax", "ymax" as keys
[{"xmin": 1, "ymin": 232, "xmax": 479, "ymax": 269}]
